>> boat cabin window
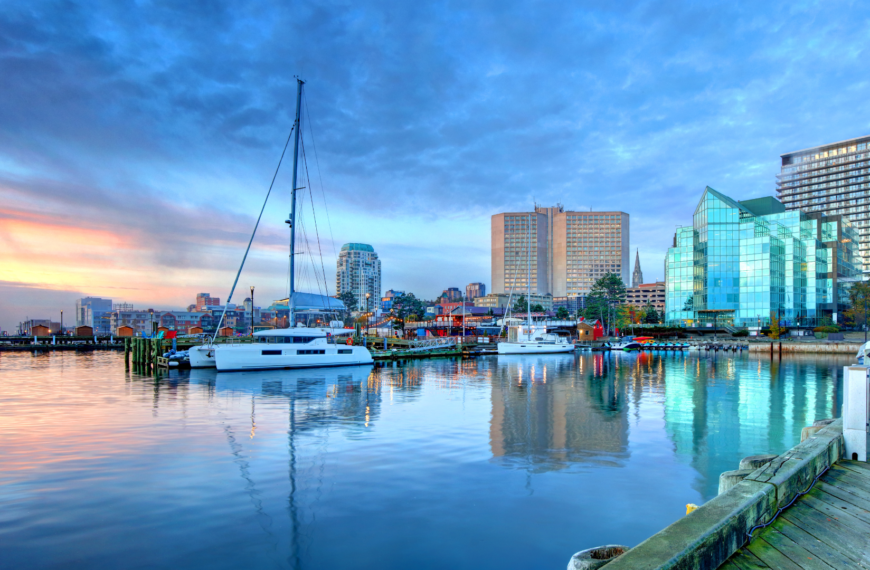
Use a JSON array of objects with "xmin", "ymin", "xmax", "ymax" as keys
[{"xmin": 257, "ymin": 335, "xmax": 317, "ymax": 344}]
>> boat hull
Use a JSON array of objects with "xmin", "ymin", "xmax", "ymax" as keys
[
  {"xmin": 214, "ymin": 344, "xmax": 373, "ymax": 371},
  {"xmin": 189, "ymin": 345, "xmax": 217, "ymax": 368},
  {"xmin": 497, "ymin": 342, "xmax": 574, "ymax": 355}
]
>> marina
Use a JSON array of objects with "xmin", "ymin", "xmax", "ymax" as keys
[{"xmin": 0, "ymin": 350, "xmax": 856, "ymax": 570}]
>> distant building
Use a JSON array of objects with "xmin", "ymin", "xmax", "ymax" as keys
[
  {"xmin": 75, "ymin": 297, "xmax": 113, "ymax": 334},
  {"xmin": 474, "ymin": 293, "xmax": 553, "ymax": 311},
  {"xmin": 195, "ymin": 293, "xmax": 220, "ymax": 311},
  {"xmin": 441, "ymin": 287, "xmax": 462, "ymax": 302},
  {"xmin": 21, "ymin": 319, "xmax": 60, "ymax": 335},
  {"xmin": 465, "ymin": 282, "xmax": 486, "ymax": 301},
  {"xmin": 777, "ymin": 135, "xmax": 870, "ymax": 273},
  {"xmin": 553, "ymin": 296, "xmax": 585, "ymax": 315},
  {"xmin": 492, "ymin": 206, "xmax": 630, "ymax": 298},
  {"xmin": 626, "ymin": 282, "xmax": 665, "ymax": 313},
  {"xmin": 336, "ymin": 243, "xmax": 382, "ymax": 313},
  {"xmin": 631, "ymin": 250, "xmax": 644, "ymax": 287},
  {"xmin": 665, "ymin": 187, "xmax": 859, "ymax": 327},
  {"xmin": 381, "ymin": 289, "xmax": 404, "ymax": 311},
  {"xmin": 110, "ymin": 309, "xmax": 161, "ymax": 336}
]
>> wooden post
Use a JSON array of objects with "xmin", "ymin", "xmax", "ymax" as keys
[{"xmin": 124, "ymin": 339, "xmax": 130, "ymax": 366}]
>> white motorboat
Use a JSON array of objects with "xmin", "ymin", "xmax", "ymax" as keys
[
  {"xmin": 608, "ymin": 339, "xmax": 643, "ymax": 351},
  {"xmin": 213, "ymin": 327, "xmax": 371, "ymax": 371},
  {"xmin": 497, "ymin": 325, "xmax": 574, "ymax": 355}
]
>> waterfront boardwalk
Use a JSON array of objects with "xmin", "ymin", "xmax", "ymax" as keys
[{"xmin": 721, "ymin": 460, "xmax": 870, "ymax": 570}]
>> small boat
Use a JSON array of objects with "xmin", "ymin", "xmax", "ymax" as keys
[{"xmin": 609, "ymin": 338, "xmax": 644, "ymax": 351}]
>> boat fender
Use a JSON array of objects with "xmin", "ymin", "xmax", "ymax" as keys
[{"xmin": 346, "ymin": 338, "xmax": 353, "ymax": 346}]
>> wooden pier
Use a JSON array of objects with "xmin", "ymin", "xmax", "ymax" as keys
[{"xmin": 721, "ymin": 460, "xmax": 870, "ymax": 570}]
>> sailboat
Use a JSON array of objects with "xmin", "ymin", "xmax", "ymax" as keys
[
  {"xmin": 497, "ymin": 213, "xmax": 573, "ymax": 355},
  {"xmin": 190, "ymin": 79, "xmax": 373, "ymax": 371}
]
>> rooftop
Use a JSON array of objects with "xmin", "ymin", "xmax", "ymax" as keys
[{"xmin": 340, "ymin": 243, "xmax": 375, "ymax": 253}]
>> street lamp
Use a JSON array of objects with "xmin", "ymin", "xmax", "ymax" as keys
[
  {"xmin": 366, "ymin": 293, "xmax": 371, "ymax": 336},
  {"xmin": 149, "ymin": 309, "xmax": 154, "ymax": 337},
  {"xmin": 250, "ymin": 286, "xmax": 255, "ymax": 337},
  {"xmin": 60, "ymin": 309, "xmax": 63, "ymax": 336}
]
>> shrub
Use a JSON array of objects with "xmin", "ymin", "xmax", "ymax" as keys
[
  {"xmin": 813, "ymin": 325, "xmax": 840, "ymax": 333},
  {"xmin": 732, "ymin": 330, "xmax": 749, "ymax": 337}
]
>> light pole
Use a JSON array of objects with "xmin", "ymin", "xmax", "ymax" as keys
[
  {"xmin": 60, "ymin": 310, "xmax": 63, "ymax": 336},
  {"xmin": 366, "ymin": 293, "xmax": 371, "ymax": 336},
  {"xmin": 149, "ymin": 309, "xmax": 154, "ymax": 337},
  {"xmin": 250, "ymin": 286, "xmax": 255, "ymax": 336},
  {"xmin": 864, "ymin": 293, "xmax": 867, "ymax": 344}
]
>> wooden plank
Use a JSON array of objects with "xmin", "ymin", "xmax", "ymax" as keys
[
  {"xmin": 782, "ymin": 503, "xmax": 870, "ymax": 567},
  {"xmin": 823, "ymin": 468, "xmax": 870, "ymax": 495},
  {"xmin": 720, "ymin": 560, "xmax": 746, "ymax": 570},
  {"xmin": 801, "ymin": 493, "xmax": 870, "ymax": 536},
  {"xmin": 810, "ymin": 487, "xmax": 870, "ymax": 525},
  {"xmin": 749, "ymin": 527, "xmax": 832, "ymax": 570},
  {"xmin": 836, "ymin": 461, "xmax": 870, "ymax": 477},
  {"xmin": 730, "ymin": 547, "xmax": 773, "ymax": 570},
  {"xmin": 817, "ymin": 480, "xmax": 870, "ymax": 511},
  {"xmin": 772, "ymin": 517, "xmax": 867, "ymax": 570}
]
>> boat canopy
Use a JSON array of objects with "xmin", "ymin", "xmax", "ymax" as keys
[
  {"xmin": 272, "ymin": 292, "xmax": 347, "ymax": 311},
  {"xmin": 253, "ymin": 327, "xmax": 354, "ymax": 338}
]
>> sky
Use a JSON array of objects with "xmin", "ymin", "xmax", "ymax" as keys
[{"xmin": 2, "ymin": 0, "xmax": 870, "ymax": 331}]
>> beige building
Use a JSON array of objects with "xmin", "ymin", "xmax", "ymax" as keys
[
  {"xmin": 492, "ymin": 206, "xmax": 630, "ymax": 297},
  {"xmin": 474, "ymin": 293, "xmax": 553, "ymax": 310},
  {"xmin": 626, "ymin": 282, "xmax": 666, "ymax": 312}
]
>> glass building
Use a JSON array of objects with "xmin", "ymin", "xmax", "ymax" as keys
[{"xmin": 665, "ymin": 187, "xmax": 858, "ymax": 327}]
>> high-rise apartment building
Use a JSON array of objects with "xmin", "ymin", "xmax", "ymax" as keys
[
  {"xmin": 777, "ymin": 135, "xmax": 870, "ymax": 273},
  {"xmin": 465, "ymin": 282, "xmax": 486, "ymax": 300},
  {"xmin": 336, "ymin": 243, "xmax": 381, "ymax": 312},
  {"xmin": 492, "ymin": 208, "xmax": 629, "ymax": 296}
]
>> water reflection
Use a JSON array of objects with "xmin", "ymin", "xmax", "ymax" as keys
[{"xmin": 0, "ymin": 352, "xmax": 853, "ymax": 570}]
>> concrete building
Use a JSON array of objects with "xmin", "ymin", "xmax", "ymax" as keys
[
  {"xmin": 441, "ymin": 287, "xmax": 462, "ymax": 302},
  {"xmin": 492, "ymin": 207, "xmax": 629, "ymax": 298},
  {"xmin": 631, "ymin": 250, "xmax": 644, "ymax": 287},
  {"xmin": 195, "ymin": 293, "xmax": 220, "ymax": 311},
  {"xmin": 336, "ymin": 243, "xmax": 381, "ymax": 313},
  {"xmin": 777, "ymin": 135, "xmax": 870, "ymax": 274},
  {"xmin": 665, "ymin": 187, "xmax": 859, "ymax": 327},
  {"xmin": 553, "ymin": 295, "xmax": 586, "ymax": 315},
  {"xmin": 380, "ymin": 290, "xmax": 404, "ymax": 311},
  {"xmin": 626, "ymin": 282, "xmax": 666, "ymax": 313},
  {"xmin": 75, "ymin": 297, "xmax": 113, "ymax": 334},
  {"xmin": 465, "ymin": 282, "xmax": 486, "ymax": 301},
  {"xmin": 474, "ymin": 293, "xmax": 553, "ymax": 311},
  {"xmin": 110, "ymin": 309, "xmax": 161, "ymax": 336}
]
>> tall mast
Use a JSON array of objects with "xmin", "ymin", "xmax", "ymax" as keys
[
  {"xmin": 287, "ymin": 78, "xmax": 304, "ymax": 326},
  {"xmin": 527, "ymin": 213, "xmax": 532, "ymax": 331}
]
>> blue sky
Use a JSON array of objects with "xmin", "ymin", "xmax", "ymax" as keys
[{"xmin": 1, "ymin": 0, "xmax": 870, "ymax": 330}]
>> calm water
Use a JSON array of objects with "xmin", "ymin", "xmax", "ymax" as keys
[{"xmin": 0, "ymin": 350, "xmax": 853, "ymax": 569}]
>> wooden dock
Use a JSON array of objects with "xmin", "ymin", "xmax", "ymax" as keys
[{"xmin": 721, "ymin": 460, "xmax": 870, "ymax": 570}]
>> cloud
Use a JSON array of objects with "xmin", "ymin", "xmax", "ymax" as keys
[{"xmin": 2, "ymin": 0, "xmax": 870, "ymax": 329}]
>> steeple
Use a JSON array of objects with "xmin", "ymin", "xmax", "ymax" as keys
[{"xmin": 632, "ymin": 249, "xmax": 643, "ymax": 287}]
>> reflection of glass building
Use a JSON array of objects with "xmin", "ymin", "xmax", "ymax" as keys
[{"xmin": 665, "ymin": 187, "xmax": 859, "ymax": 327}]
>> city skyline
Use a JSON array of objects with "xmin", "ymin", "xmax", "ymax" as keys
[{"xmin": 3, "ymin": 2, "xmax": 870, "ymax": 331}]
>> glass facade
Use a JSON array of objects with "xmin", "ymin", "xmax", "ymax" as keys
[{"xmin": 666, "ymin": 187, "xmax": 858, "ymax": 327}]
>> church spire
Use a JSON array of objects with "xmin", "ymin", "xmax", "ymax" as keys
[{"xmin": 632, "ymin": 249, "xmax": 643, "ymax": 287}]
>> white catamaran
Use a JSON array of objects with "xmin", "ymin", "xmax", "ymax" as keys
[
  {"xmin": 497, "ymin": 213, "xmax": 574, "ymax": 355},
  {"xmin": 190, "ymin": 79, "xmax": 373, "ymax": 371}
]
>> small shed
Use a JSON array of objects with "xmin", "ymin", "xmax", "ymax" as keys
[
  {"xmin": 157, "ymin": 326, "xmax": 170, "ymax": 335},
  {"xmin": 75, "ymin": 325, "xmax": 94, "ymax": 336},
  {"xmin": 577, "ymin": 322, "xmax": 594, "ymax": 340},
  {"xmin": 189, "ymin": 326, "xmax": 204, "ymax": 335},
  {"xmin": 218, "ymin": 326, "xmax": 234, "ymax": 337},
  {"xmin": 32, "ymin": 324, "xmax": 50, "ymax": 336},
  {"xmin": 117, "ymin": 325, "xmax": 134, "ymax": 337}
]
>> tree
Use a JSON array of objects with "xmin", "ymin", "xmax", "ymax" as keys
[
  {"xmin": 390, "ymin": 293, "xmax": 425, "ymax": 334},
  {"xmin": 338, "ymin": 291, "xmax": 357, "ymax": 314},
  {"xmin": 769, "ymin": 310, "xmax": 782, "ymax": 339},
  {"xmin": 530, "ymin": 303, "xmax": 544, "ymax": 313},
  {"xmin": 512, "ymin": 295, "xmax": 527, "ymax": 313},
  {"xmin": 644, "ymin": 305, "xmax": 660, "ymax": 324},
  {"xmin": 843, "ymin": 282, "xmax": 870, "ymax": 330},
  {"xmin": 555, "ymin": 306, "xmax": 570, "ymax": 320},
  {"xmin": 587, "ymin": 273, "xmax": 627, "ymax": 336}
]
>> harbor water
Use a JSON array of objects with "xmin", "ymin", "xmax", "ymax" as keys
[{"xmin": 0, "ymin": 350, "xmax": 853, "ymax": 569}]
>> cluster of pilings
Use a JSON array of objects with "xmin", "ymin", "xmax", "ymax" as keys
[{"xmin": 125, "ymin": 337, "xmax": 169, "ymax": 373}]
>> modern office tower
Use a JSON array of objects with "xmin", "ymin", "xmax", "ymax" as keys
[
  {"xmin": 465, "ymin": 283, "xmax": 486, "ymax": 301},
  {"xmin": 336, "ymin": 243, "xmax": 382, "ymax": 313},
  {"xmin": 441, "ymin": 287, "xmax": 462, "ymax": 302},
  {"xmin": 777, "ymin": 135, "xmax": 870, "ymax": 274},
  {"xmin": 552, "ymin": 211, "xmax": 630, "ymax": 296},
  {"xmin": 632, "ymin": 250, "xmax": 644, "ymax": 287},
  {"xmin": 665, "ymin": 187, "xmax": 859, "ymax": 327},
  {"xmin": 492, "ymin": 207, "xmax": 629, "ymax": 297},
  {"xmin": 75, "ymin": 297, "xmax": 113, "ymax": 334}
]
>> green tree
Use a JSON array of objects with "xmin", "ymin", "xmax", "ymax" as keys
[
  {"xmin": 586, "ymin": 273, "xmax": 626, "ymax": 335},
  {"xmin": 644, "ymin": 305, "xmax": 660, "ymax": 324},
  {"xmin": 390, "ymin": 293, "xmax": 425, "ymax": 334},
  {"xmin": 530, "ymin": 303, "xmax": 544, "ymax": 313},
  {"xmin": 556, "ymin": 306, "xmax": 570, "ymax": 320},
  {"xmin": 338, "ymin": 291, "xmax": 357, "ymax": 314},
  {"xmin": 843, "ymin": 282, "xmax": 870, "ymax": 330},
  {"xmin": 512, "ymin": 295, "xmax": 527, "ymax": 313}
]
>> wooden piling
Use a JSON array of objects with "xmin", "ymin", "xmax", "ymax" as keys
[{"xmin": 124, "ymin": 339, "xmax": 130, "ymax": 366}]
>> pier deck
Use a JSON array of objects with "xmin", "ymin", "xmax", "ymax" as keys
[{"xmin": 721, "ymin": 460, "xmax": 870, "ymax": 570}]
